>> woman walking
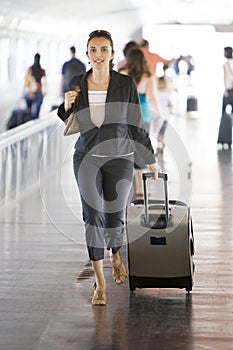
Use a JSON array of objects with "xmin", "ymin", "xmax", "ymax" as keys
[{"xmin": 57, "ymin": 30, "xmax": 159, "ymax": 305}]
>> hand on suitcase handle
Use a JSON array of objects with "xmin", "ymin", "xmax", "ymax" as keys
[
  {"xmin": 143, "ymin": 172, "xmax": 168, "ymax": 181},
  {"xmin": 159, "ymin": 173, "xmax": 168, "ymax": 180},
  {"xmin": 142, "ymin": 172, "xmax": 169, "ymax": 224},
  {"xmin": 147, "ymin": 163, "xmax": 160, "ymax": 180}
]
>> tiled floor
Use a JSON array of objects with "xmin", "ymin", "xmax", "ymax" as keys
[{"xmin": 0, "ymin": 95, "xmax": 233, "ymax": 349}]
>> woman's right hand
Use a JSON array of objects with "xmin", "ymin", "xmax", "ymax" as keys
[{"xmin": 64, "ymin": 86, "xmax": 80, "ymax": 111}]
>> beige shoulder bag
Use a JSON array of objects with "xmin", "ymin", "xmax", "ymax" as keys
[{"xmin": 64, "ymin": 85, "xmax": 80, "ymax": 136}]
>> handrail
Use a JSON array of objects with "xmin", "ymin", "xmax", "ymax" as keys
[
  {"xmin": 0, "ymin": 111, "xmax": 60, "ymax": 147},
  {"xmin": 0, "ymin": 109, "xmax": 71, "ymax": 205}
]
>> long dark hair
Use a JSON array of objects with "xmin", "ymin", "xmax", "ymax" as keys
[
  {"xmin": 224, "ymin": 46, "xmax": 233, "ymax": 59},
  {"xmin": 125, "ymin": 48, "xmax": 151, "ymax": 84},
  {"xmin": 87, "ymin": 30, "xmax": 115, "ymax": 70},
  {"xmin": 31, "ymin": 53, "xmax": 44, "ymax": 82}
]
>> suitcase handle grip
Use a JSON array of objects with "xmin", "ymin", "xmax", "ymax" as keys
[
  {"xmin": 143, "ymin": 172, "xmax": 167, "ymax": 181},
  {"xmin": 142, "ymin": 172, "xmax": 169, "ymax": 224}
]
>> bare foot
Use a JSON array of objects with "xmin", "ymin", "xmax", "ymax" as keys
[
  {"xmin": 110, "ymin": 251, "xmax": 128, "ymax": 285},
  {"xmin": 92, "ymin": 283, "xmax": 107, "ymax": 306}
]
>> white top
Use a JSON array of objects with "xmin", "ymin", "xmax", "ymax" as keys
[
  {"xmin": 88, "ymin": 90, "xmax": 133, "ymax": 158},
  {"xmin": 224, "ymin": 59, "xmax": 233, "ymax": 90},
  {"xmin": 88, "ymin": 90, "xmax": 107, "ymax": 128}
]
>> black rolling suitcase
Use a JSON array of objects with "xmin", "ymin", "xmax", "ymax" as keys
[
  {"xmin": 6, "ymin": 108, "xmax": 31, "ymax": 130},
  {"xmin": 217, "ymin": 111, "xmax": 232, "ymax": 147},
  {"xmin": 126, "ymin": 172, "xmax": 195, "ymax": 293}
]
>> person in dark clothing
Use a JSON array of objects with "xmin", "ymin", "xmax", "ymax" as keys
[
  {"xmin": 217, "ymin": 46, "xmax": 233, "ymax": 149},
  {"xmin": 61, "ymin": 46, "xmax": 86, "ymax": 96},
  {"xmin": 57, "ymin": 30, "xmax": 159, "ymax": 306},
  {"xmin": 24, "ymin": 53, "xmax": 46, "ymax": 119},
  {"xmin": 222, "ymin": 46, "xmax": 233, "ymax": 114}
]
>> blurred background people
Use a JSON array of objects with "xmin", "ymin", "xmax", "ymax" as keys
[
  {"xmin": 157, "ymin": 65, "xmax": 174, "ymax": 116},
  {"xmin": 222, "ymin": 46, "xmax": 233, "ymax": 113},
  {"xmin": 217, "ymin": 46, "xmax": 233, "ymax": 149},
  {"xmin": 139, "ymin": 38, "xmax": 173, "ymax": 79},
  {"xmin": 120, "ymin": 47, "xmax": 162, "ymax": 132},
  {"xmin": 156, "ymin": 64, "xmax": 175, "ymax": 149},
  {"xmin": 173, "ymin": 54, "xmax": 195, "ymax": 76},
  {"xmin": 119, "ymin": 47, "xmax": 163, "ymax": 196},
  {"xmin": 117, "ymin": 40, "xmax": 138, "ymax": 71},
  {"xmin": 23, "ymin": 53, "xmax": 46, "ymax": 119},
  {"xmin": 61, "ymin": 46, "xmax": 86, "ymax": 97}
]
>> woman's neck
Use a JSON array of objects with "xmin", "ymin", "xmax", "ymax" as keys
[{"xmin": 88, "ymin": 69, "xmax": 110, "ymax": 91}]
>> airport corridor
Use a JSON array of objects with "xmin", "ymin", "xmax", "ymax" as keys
[{"xmin": 0, "ymin": 105, "xmax": 233, "ymax": 350}]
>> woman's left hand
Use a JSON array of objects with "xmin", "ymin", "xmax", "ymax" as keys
[{"xmin": 147, "ymin": 163, "xmax": 160, "ymax": 180}]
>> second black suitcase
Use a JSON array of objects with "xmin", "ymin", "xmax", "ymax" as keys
[
  {"xmin": 126, "ymin": 173, "xmax": 195, "ymax": 293},
  {"xmin": 6, "ymin": 108, "xmax": 31, "ymax": 130},
  {"xmin": 186, "ymin": 96, "xmax": 198, "ymax": 112}
]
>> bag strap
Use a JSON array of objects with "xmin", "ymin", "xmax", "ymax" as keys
[{"xmin": 71, "ymin": 85, "xmax": 81, "ymax": 113}]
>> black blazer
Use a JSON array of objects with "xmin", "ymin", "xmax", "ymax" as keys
[{"xmin": 57, "ymin": 69, "xmax": 156, "ymax": 165}]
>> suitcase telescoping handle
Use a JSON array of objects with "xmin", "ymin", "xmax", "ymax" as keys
[{"xmin": 142, "ymin": 172, "xmax": 169, "ymax": 224}]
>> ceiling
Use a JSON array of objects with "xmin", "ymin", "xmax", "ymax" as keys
[{"xmin": 1, "ymin": 0, "xmax": 233, "ymax": 40}]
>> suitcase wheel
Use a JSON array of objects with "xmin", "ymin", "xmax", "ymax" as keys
[
  {"xmin": 129, "ymin": 276, "xmax": 136, "ymax": 292},
  {"xmin": 185, "ymin": 275, "xmax": 193, "ymax": 293}
]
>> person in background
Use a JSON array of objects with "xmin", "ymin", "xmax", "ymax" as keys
[
  {"xmin": 156, "ymin": 64, "xmax": 174, "ymax": 150},
  {"xmin": 24, "ymin": 53, "xmax": 46, "ymax": 119},
  {"xmin": 222, "ymin": 46, "xmax": 233, "ymax": 114},
  {"xmin": 119, "ymin": 47, "xmax": 163, "ymax": 196},
  {"xmin": 61, "ymin": 46, "xmax": 86, "ymax": 97},
  {"xmin": 117, "ymin": 40, "xmax": 138, "ymax": 72},
  {"xmin": 217, "ymin": 46, "xmax": 233, "ymax": 149},
  {"xmin": 57, "ymin": 30, "xmax": 159, "ymax": 306},
  {"xmin": 174, "ymin": 54, "xmax": 195, "ymax": 76},
  {"xmin": 139, "ymin": 38, "xmax": 173, "ymax": 79}
]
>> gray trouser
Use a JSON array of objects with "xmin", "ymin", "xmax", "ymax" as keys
[{"xmin": 73, "ymin": 152, "xmax": 134, "ymax": 260}]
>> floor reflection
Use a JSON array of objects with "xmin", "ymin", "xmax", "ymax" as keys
[
  {"xmin": 217, "ymin": 148, "xmax": 233, "ymax": 233},
  {"xmin": 90, "ymin": 289, "xmax": 193, "ymax": 350}
]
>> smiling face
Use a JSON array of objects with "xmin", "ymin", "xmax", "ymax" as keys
[{"xmin": 87, "ymin": 37, "xmax": 114, "ymax": 70}]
